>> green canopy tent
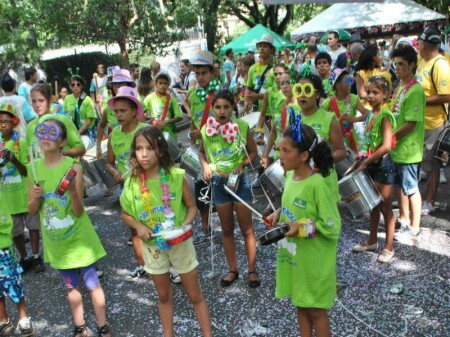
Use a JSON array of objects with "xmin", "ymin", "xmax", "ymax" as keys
[{"xmin": 220, "ymin": 24, "xmax": 295, "ymax": 55}]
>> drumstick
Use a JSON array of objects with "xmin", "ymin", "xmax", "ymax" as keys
[
  {"xmin": 224, "ymin": 185, "xmax": 273, "ymax": 227},
  {"xmin": 28, "ymin": 146, "xmax": 39, "ymax": 184},
  {"xmin": 344, "ymin": 158, "xmax": 361, "ymax": 176}
]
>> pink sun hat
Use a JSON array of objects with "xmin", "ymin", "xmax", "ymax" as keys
[{"xmin": 107, "ymin": 87, "xmax": 143, "ymax": 120}]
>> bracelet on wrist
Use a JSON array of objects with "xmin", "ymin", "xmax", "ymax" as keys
[{"xmin": 297, "ymin": 218, "xmax": 316, "ymax": 239}]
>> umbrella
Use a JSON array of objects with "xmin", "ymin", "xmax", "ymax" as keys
[{"xmin": 320, "ymin": 30, "xmax": 351, "ymax": 44}]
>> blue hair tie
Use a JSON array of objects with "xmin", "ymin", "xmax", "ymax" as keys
[{"xmin": 290, "ymin": 113, "xmax": 302, "ymax": 143}]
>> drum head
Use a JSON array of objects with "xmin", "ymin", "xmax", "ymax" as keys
[{"xmin": 258, "ymin": 225, "xmax": 290, "ymax": 246}]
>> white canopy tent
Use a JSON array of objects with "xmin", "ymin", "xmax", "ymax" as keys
[{"xmin": 291, "ymin": 0, "xmax": 446, "ymax": 40}]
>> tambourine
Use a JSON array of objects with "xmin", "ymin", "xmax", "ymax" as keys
[
  {"xmin": 258, "ymin": 224, "xmax": 290, "ymax": 246},
  {"xmin": 56, "ymin": 168, "xmax": 77, "ymax": 195},
  {"xmin": 158, "ymin": 225, "xmax": 194, "ymax": 246},
  {"xmin": 226, "ymin": 172, "xmax": 241, "ymax": 192}
]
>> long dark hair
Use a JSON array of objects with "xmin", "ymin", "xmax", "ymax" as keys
[
  {"xmin": 129, "ymin": 126, "xmax": 174, "ymax": 178},
  {"xmin": 356, "ymin": 44, "xmax": 379, "ymax": 72},
  {"xmin": 137, "ymin": 67, "xmax": 153, "ymax": 97},
  {"xmin": 282, "ymin": 124, "xmax": 334, "ymax": 177}
]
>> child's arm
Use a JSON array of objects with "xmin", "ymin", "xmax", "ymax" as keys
[
  {"xmin": 121, "ymin": 209, "xmax": 153, "ymax": 241},
  {"xmin": 67, "ymin": 163, "xmax": 84, "ymax": 217},
  {"xmin": 78, "ymin": 118, "xmax": 93, "ymax": 136},
  {"xmin": 27, "ymin": 176, "xmax": 42, "ymax": 215},
  {"xmin": 255, "ymin": 92, "xmax": 269, "ymax": 130},
  {"xmin": 199, "ymin": 142, "xmax": 212, "ymax": 182},
  {"xmin": 358, "ymin": 117, "xmax": 393, "ymax": 170},
  {"xmin": 9, "ymin": 153, "xmax": 27, "ymax": 177},
  {"xmin": 262, "ymin": 122, "xmax": 277, "ymax": 168},
  {"xmin": 355, "ymin": 73, "xmax": 367, "ymax": 100},
  {"xmin": 328, "ymin": 119, "xmax": 347, "ymax": 163},
  {"xmin": 181, "ymin": 177, "xmax": 198, "ymax": 226},
  {"xmin": 236, "ymin": 128, "xmax": 258, "ymax": 175},
  {"xmin": 105, "ymin": 135, "xmax": 123, "ymax": 184}
]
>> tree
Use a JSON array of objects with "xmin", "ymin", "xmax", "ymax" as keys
[
  {"xmin": 417, "ymin": 0, "xmax": 449, "ymax": 22},
  {"xmin": 34, "ymin": 0, "xmax": 197, "ymax": 67}
]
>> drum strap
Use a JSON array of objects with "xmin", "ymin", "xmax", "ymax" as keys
[
  {"xmin": 161, "ymin": 94, "xmax": 171, "ymax": 121},
  {"xmin": 281, "ymin": 104, "xmax": 287, "ymax": 131},
  {"xmin": 330, "ymin": 96, "xmax": 357, "ymax": 151},
  {"xmin": 200, "ymin": 92, "xmax": 214, "ymax": 128}
]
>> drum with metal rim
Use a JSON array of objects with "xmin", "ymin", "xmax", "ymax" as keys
[
  {"xmin": 338, "ymin": 170, "xmax": 383, "ymax": 218},
  {"xmin": 335, "ymin": 147, "xmax": 357, "ymax": 178},
  {"xmin": 260, "ymin": 159, "xmax": 285, "ymax": 194},
  {"xmin": 258, "ymin": 224, "xmax": 290, "ymax": 246},
  {"xmin": 81, "ymin": 139, "xmax": 116, "ymax": 192},
  {"xmin": 180, "ymin": 147, "xmax": 202, "ymax": 178},
  {"xmin": 434, "ymin": 127, "xmax": 450, "ymax": 163},
  {"xmin": 160, "ymin": 225, "xmax": 194, "ymax": 246},
  {"xmin": 226, "ymin": 172, "xmax": 241, "ymax": 192},
  {"xmin": 163, "ymin": 132, "xmax": 182, "ymax": 161}
]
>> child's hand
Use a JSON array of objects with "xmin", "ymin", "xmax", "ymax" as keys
[
  {"xmin": 158, "ymin": 120, "xmax": 168, "ymax": 129},
  {"xmin": 233, "ymin": 163, "xmax": 244, "ymax": 176},
  {"xmin": 32, "ymin": 184, "xmax": 43, "ymax": 199},
  {"xmin": 203, "ymin": 166, "xmax": 212, "ymax": 182},
  {"xmin": 267, "ymin": 209, "xmax": 280, "ymax": 228},
  {"xmin": 284, "ymin": 221, "xmax": 300, "ymax": 237},
  {"xmin": 136, "ymin": 223, "xmax": 153, "ymax": 241},
  {"xmin": 112, "ymin": 170, "xmax": 124, "ymax": 184},
  {"xmin": 189, "ymin": 129, "xmax": 201, "ymax": 142},
  {"xmin": 340, "ymin": 114, "xmax": 353, "ymax": 124},
  {"xmin": 261, "ymin": 157, "xmax": 270, "ymax": 169}
]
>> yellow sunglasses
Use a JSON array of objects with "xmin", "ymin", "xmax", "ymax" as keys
[{"xmin": 292, "ymin": 83, "xmax": 316, "ymax": 98}]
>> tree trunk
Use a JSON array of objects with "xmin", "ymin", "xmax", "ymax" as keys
[
  {"xmin": 201, "ymin": 0, "xmax": 220, "ymax": 54},
  {"xmin": 118, "ymin": 39, "xmax": 129, "ymax": 69}
]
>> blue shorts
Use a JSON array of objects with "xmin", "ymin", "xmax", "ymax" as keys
[
  {"xmin": 366, "ymin": 154, "xmax": 395, "ymax": 185},
  {"xmin": 212, "ymin": 173, "xmax": 252, "ymax": 205},
  {"xmin": 0, "ymin": 247, "xmax": 25, "ymax": 304},
  {"xmin": 394, "ymin": 163, "xmax": 420, "ymax": 196},
  {"xmin": 59, "ymin": 264, "xmax": 100, "ymax": 291}
]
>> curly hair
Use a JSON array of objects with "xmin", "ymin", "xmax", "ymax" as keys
[{"xmin": 282, "ymin": 124, "xmax": 334, "ymax": 177}]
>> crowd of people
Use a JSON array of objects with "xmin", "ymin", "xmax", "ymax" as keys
[{"xmin": 0, "ymin": 24, "xmax": 449, "ymax": 337}]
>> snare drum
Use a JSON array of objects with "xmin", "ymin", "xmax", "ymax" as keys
[
  {"xmin": 335, "ymin": 147, "xmax": 356, "ymax": 178},
  {"xmin": 338, "ymin": 171, "xmax": 383, "ymax": 218},
  {"xmin": 163, "ymin": 132, "xmax": 181, "ymax": 161},
  {"xmin": 81, "ymin": 139, "xmax": 116, "ymax": 192},
  {"xmin": 159, "ymin": 225, "xmax": 194, "ymax": 246},
  {"xmin": 258, "ymin": 224, "xmax": 290, "ymax": 246},
  {"xmin": 434, "ymin": 127, "xmax": 450, "ymax": 163},
  {"xmin": 260, "ymin": 160, "xmax": 285, "ymax": 194},
  {"xmin": 180, "ymin": 147, "xmax": 202, "ymax": 177},
  {"xmin": 226, "ymin": 172, "xmax": 241, "ymax": 192}
]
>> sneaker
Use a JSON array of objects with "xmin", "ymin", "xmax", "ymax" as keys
[
  {"xmin": 169, "ymin": 268, "xmax": 182, "ymax": 284},
  {"xmin": 193, "ymin": 229, "xmax": 213, "ymax": 245},
  {"xmin": 126, "ymin": 266, "xmax": 147, "ymax": 281},
  {"xmin": 394, "ymin": 228, "xmax": 420, "ymax": 243},
  {"xmin": 33, "ymin": 255, "xmax": 45, "ymax": 273},
  {"xmin": 421, "ymin": 201, "xmax": 435, "ymax": 215},
  {"xmin": 0, "ymin": 318, "xmax": 13, "ymax": 335},
  {"xmin": 18, "ymin": 317, "xmax": 34, "ymax": 336},
  {"xmin": 352, "ymin": 242, "xmax": 378, "ymax": 252},
  {"xmin": 19, "ymin": 256, "xmax": 34, "ymax": 272},
  {"xmin": 127, "ymin": 237, "xmax": 133, "ymax": 246},
  {"xmin": 97, "ymin": 270, "xmax": 104, "ymax": 278},
  {"xmin": 395, "ymin": 219, "xmax": 410, "ymax": 231},
  {"xmin": 440, "ymin": 168, "xmax": 447, "ymax": 184},
  {"xmin": 377, "ymin": 249, "xmax": 395, "ymax": 263},
  {"xmin": 419, "ymin": 170, "xmax": 427, "ymax": 182}
]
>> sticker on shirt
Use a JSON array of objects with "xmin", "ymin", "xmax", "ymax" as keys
[
  {"xmin": 294, "ymin": 197, "xmax": 307, "ymax": 209},
  {"xmin": 326, "ymin": 218, "xmax": 335, "ymax": 228},
  {"xmin": 310, "ymin": 124, "xmax": 322, "ymax": 131}
]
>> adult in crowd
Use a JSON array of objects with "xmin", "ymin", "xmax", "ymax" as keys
[
  {"xmin": 213, "ymin": 62, "xmax": 222, "ymax": 83},
  {"xmin": 415, "ymin": 27, "xmax": 450, "ymax": 215},
  {"xmin": 326, "ymin": 31, "xmax": 347, "ymax": 64},
  {"xmin": 58, "ymin": 86, "xmax": 68, "ymax": 105},
  {"xmin": 335, "ymin": 42, "xmax": 364, "ymax": 74},
  {"xmin": 0, "ymin": 73, "xmax": 36, "ymax": 138},
  {"xmin": 89, "ymin": 63, "xmax": 108, "ymax": 112},
  {"xmin": 174, "ymin": 59, "xmax": 197, "ymax": 95},
  {"xmin": 150, "ymin": 61, "xmax": 161, "ymax": 79},
  {"xmin": 137, "ymin": 67, "xmax": 153, "ymax": 102},
  {"xmin": 129, "ymin": 63, "xmax": 140, "ymax": 87},
  {"xmin": 223, "ymin": 48, "xmax": 235, "ymax": 88},
  {"xmin": 17, "ymin": 68, "xmax": 38, "ymax": 106},
  {"xmin": 299, "ymin": 43, "xmax": 319, "ymax": 76}
]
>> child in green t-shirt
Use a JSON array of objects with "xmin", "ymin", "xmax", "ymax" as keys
[
  {"xmin": 267, "ymin": 123, "xmax": 341, "ymax": 337},
  {"xmin": 314, "ymin": 52, "xmax": 334, "ymax": 101},
  {"xmin": 27, "ymin": 118, "xmax": 109, "ymax": 336},
  {"xmin": 120, "ymin": 126, "xmax": 212, "ymax": 337},
  {"xmin": 352, "ymin": 75, "xmax": 396, "ymax": 263},
  {"xmin": 144, "ymin": 72, "xmax": 182, "ymax": 139}
]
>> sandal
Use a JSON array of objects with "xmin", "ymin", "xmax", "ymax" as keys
[
  {"xmin": 97, "ymin": 323, "xmax": 111, "ymax": 337},
  {"xmin": 220, "ymin": 271, "xmax": 239, "ymax": 287},
  {"xmin": 248, "ymin": 271, "xmax": 261, "ymax": 288},
  {"xmin": 73, "ymin": 323, "xmax": 88, "ymax": 337}
]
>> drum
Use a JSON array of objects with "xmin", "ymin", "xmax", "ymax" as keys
[
  {"xmin": 338, "ymin": 171, "xmax": 383, "ymax": 218},
  {"xmin": 180, "ymin": 147, "xmax": 202, "ymax": 177},
  {"xmin": 258, "ymin": 224, "xmax": 290, "ymax": 246},
  {"xmin": 56, "ymin": 168, "xmax": 77, "ymax": 195},
  {"xmin": 163, "ymin": 132, "xmax": 181, "ymax": 161},
  {"xmin": 226, "ymin": 172, "xmax": 241, "ymax": 192},
  {"xmin": 335, "ymin": 147, "xmax": 357, "ymax": 178},
  {"xmin": 158, "ymin": 225, "xmax": 194, "ymax": 246},
  {"xmin": 434, "ymin": 127, "xmax": 450, "ymax": 163},
  {"xmin": 81, "ymin": 139, "xmax": 116, "ymax": 192},
  {"xmin": 260, "ymin": 160, "xmax": 285, "ymax": 194},
  {"xmin": 240, "ymin": 111, "xmax": 261, "ymax": 130}
]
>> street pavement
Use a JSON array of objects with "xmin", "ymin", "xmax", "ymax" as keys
[{"xmin": 6, "ymin": 126, "xmax": 450, "ymax": 337}]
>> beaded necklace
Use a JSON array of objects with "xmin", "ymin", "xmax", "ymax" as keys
[
  {"xmin": 390, "ymin": 77, "xmax": 417, "ymax": 114},
  {"xmin": 359, "ymin": 107, "xmax": 381, "ymax": 157}
]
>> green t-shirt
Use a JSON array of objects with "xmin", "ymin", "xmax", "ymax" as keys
[
  {"xmin": 322, "ymin": 77, "xmax": 334, "ymax": 98},
  {"xmin": 144, "ymin": 93, "xmax": 182, "ymax": 138},
  {"xmin": 201, "ymin": 119, "xmax": 248, "ymax": 173},
  {"xmin": 322, "ymin": 94, "xmax": 360, "ymax": 149},
  {"xmin": 63, "ymin": 94, "xmax": 97, "ymax": 130},
  {"xmin": 272, "ymin": 103, "xmax": 301, "ymax": 160},
  {"xmin": 188, "ymin": 84, "xmax": 222, "ymax": 130},
  {"xmin": 247, "ymin": 62, "xmax": 275, "ymax": 110},
  {"xmin": 365, "ymin": 107, "xmax": 396, "ymax": 153},
  {"xmin": 0, "ymin": 190, "xmax": 14, "ymax": 249},
  {"xmin": 120, "ymin": 167, "xmax": 187, "ymax": 245},
  {"xmin": 390, "ymin": 83, "xmax": 425, "ymax": 164},
  {"xmin": 110, "ymin": 123, "xmax": 146, "ymax": 175},
  {"xmin": 29, "ymin": 156, "xmax": 106, "ymax": 269},
  {"xmin": 267, "ymin": 87, "xmax": 285, "ymax": 118},
  {"xmin": 301, "ymin": 108, "xmax": 340, "ymax": 202},
  {"xmin": 26, "ymin": 113, "xmax": 86, "ymax": 159},
  {"xmin": 276, "ymin": 171, "xmax": 341, "ymax": 309},
  {"xmin": 0, "ymin": 135, "xmax": 28, "ymax": 214},
  {"xmin": 102, "ymin": 96, "xmax": 120, "ymax": 129}
]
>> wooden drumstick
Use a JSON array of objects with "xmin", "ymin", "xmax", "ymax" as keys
[{"xmin": 344, "ymin": 158, "xmax": 361, "ymax": 176}]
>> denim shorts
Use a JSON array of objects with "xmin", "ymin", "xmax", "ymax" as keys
[
  {"xmin": 366, "ymin": 154, "xmax": 395, "ymax": 185},
  {"xmin": 212, "ymin": 173, "xmax": 252, "ymax": 205},
  {"xmin": 394, "ymin": 162, "xmax": 420, "ymax": 196}
]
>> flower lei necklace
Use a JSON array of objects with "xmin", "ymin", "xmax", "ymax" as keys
[
  {"xmin": 0, "ymin": 130, "xmax": 20, "ymax": 158},
  {"xmin": 139, "ymin": 168, "xmax": 174, "ymax": 251},
  {"xmin": 358, "ymin": 108, "xmax": 381, "ymax": 158},
  {"xmin": 391, "ymin": 77, "xmax": 417, "ymax": 114}
]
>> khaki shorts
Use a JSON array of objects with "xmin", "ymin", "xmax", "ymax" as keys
[
  {"xmin": 143, "ymin": 238, "xmax": 198, "ymax": 275},
  {"xmin": 422, "ymin": 124, "xmax": 445, "ymax": 172},
  {"xmin": 12, "ymin": 213, "xmax": 41, "ymax": 238}
]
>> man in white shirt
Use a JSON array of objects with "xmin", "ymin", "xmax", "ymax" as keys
[
  {"xmin": 89, "ymin": 63, "xmax": 108, "ymax": 110},
  {"xmin": 17, "ymin": 68, "xmax": 38, "ymax": 106},
  {"xmin": 223, "ymin": 48, "xmax": 235, "ymax": 87},
  {"xmin": 326, "ymin": 30, "xmax": 347, "ymax": 64}
]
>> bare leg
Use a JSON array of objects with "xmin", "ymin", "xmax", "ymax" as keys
[
  {"xmin": 397, "ymin": 188, "xmax": 410, "ymax": 224},
  {"xmin": 131, "ymin": 229, "xmax": 145, "ymax": 266},
  {"xmin": 425, "ymin": 168, "xmax": 440, "ymax": 204},
  {"xmin": 308, "ymin": 308, "xmax": 331, "ymax": 337},
  {"xmin": 29, "ymin": 229, "xmax": 40, "ymax": 255},
  {"xmin": 377, "ymin": 182, "xmax": 395, "ymax": 251},
  {"xmin": 13, "ymin": 235, "xmax": 28, "ymax": 259},
  {"xmin": 67, "ymin": 287, "xmax": 85, "ymax": 326},
  {"xmin": 200, "ymin": 207, "xmax": 209, "ymax": 232},
  {"xmin": 90, "ymin": 286, "xmax": 107, "ymax": 327},
  {"xmin": 179, "ymin": 269, "xmax": 212, "ymax": 337},
  {"xmin": 296, "ymin": 308, "xmax": 313, "ymax": 337},
  {"xmin": 152, "ymin": 273, "xmax": 174, "ymax": 337},
  {"xmin": 409, "ymin": 191, "xmax": 422, "ymax": 232},
  {"xmin": 368, "ymin": 204, "xmax": 381, "ymax": 246},
  {"xmin": 16, "ymin": 298, "xmax": 28, "ymax": 319},
  {"xmin": 215, "ymin": 202, "xmax": 238, "ymax": 281}
]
